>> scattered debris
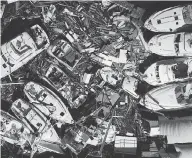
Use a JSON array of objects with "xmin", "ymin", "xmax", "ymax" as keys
[{"xmin": 1, "ymin": 1, "xmax": 192, "ymax": 158}]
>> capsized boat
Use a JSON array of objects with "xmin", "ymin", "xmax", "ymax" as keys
[
  {"xmin": 143, "ymin": 57, "xmax": 192, "ymax": 86},
  {"xmin": 11, "ymin": 99, "xmax": 65, "ymax": 155},
  {"xmin": 24, "ymin": 81, "xmax": 74, "ymax": 124},
  {"xmin": 144, "ymin": 5, "xmax": 192, "ymax": 32},
  {"xmin": 148, "ymin": 32, "xmax": 192, "ymax": 56},
  {"xmin": 139, "ymin": 82, "xmax": 192, "ymax": 111}
]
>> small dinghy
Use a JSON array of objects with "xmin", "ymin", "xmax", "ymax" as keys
[{"xmin": 24, "ymin": 81, "xmax": 74, "ymax": 124}]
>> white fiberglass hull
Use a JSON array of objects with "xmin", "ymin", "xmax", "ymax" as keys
[
  {"xmin": 24, "ymin": 82, "xmax": 74, "ymax": 124},
  {"xmin": 140, "ymin": 82, "xmax": 192, "ymax": 111}
]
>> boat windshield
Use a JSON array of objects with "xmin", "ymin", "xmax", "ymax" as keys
[
  {"xmin": 175, "ymin": 84, "xmax": 192, "ymax": 104},
  {"xmin": 174, "ymin": 43, "xmax": 180, "ymax": 54},
  {"xmin": 174, "ymin": 34, "xmax": 181, "ymax": 53},
  {"xmin": 171, "ymin": 62, "xmax": 188, "ymax": 79},
  {"xmin": 184, "ymin": 33, "xmax": 192, "ymax": 51},
  {"xmin": 155, "ymin": 65, "xmax": 160, "ymax": 81},
  {"xmin": 182, "ymin": 5, "xmax": 192, "ymax": 24},
  {"xmin": 174, "ymin": 34, "xmax": 181, "ymax": 43}
]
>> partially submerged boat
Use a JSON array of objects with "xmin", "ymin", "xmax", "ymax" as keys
[
  {"xmin": 140, "ymin": 82, "xmax": 192, "ymax": 111},
  {"xmin": 148, "ymin": 32, "xmax": 192, "ymax": 56},
  {"xmin": 24, "ymin": 81, "xmax": 74, "ymax": 124},
  {"xmin": 143, "ymin": 57, "xmax": 192, "ymax": 86},
  {"xmin": 144, "ymin": 5, "xmax": 192, "ymax": 32}
]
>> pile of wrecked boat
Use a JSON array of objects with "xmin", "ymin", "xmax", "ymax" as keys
[{"xmin": 1, "ymin": 1, "xmax": 192, "ymax": 158}]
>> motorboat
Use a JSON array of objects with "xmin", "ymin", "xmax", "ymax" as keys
[
  {"xmin": 24, "ymin": 81, "xmax": 74, "ymax": 124},
  {"xmin": 139, "ymin": 82, "xmax": 192, "ymax": 111},
  {"xmin": 143, "ymin": 57, "xmax": 192, "ymax": 86},
  {"xmin": 1, "ymin": 24, "xmax": 50, "ymax": 78},
  {"xmin": 11, "ymin": 99, "xmax": 65, "ymax": 156},
  {"xmin": 0, "ymin": 109, "xmax": 32, "ymax": 147},
  {"xmin": 148, "ymin": 32, "xmax": 192, "ymax": 56},
  {"xmin": 11, "ymin": 99, "xmax": 49, "ymax": 134},
  {"xmin": 144, "ymin": 5, "xmax": 192, "ymax": 32}
]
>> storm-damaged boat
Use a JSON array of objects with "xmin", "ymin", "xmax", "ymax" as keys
[
  {"xmin": 47, "ymin": 38, "xmax": 82, "ymax": 71},
  {"xmin": 139, "ymin": 81, "xmax": 192, "ymax": 111},
  {"xmin": 143, "ymin": 57, "xmax": 192, "ymax": 86},
  {"xmin": 24, "ymin": 81, "xmax": 74, "ymax": 124},
  {"xmin": 144, "ymin": 5, "xmax": 192, "ymax": 32},
  {"xmin": 1, "ymin": 106, "xmax": 65, "ymax": 157},
  {"xmin": 1, "ymin": 24, "xmax": 50, "ymax": 78},
  {"xmin": 11, "ymin": 99, "xmax": 65, "ymax": 156},
  {"xmin": 42, "ymin": 64, "xmax": 87, "ymax": 109},
  {"xmin": 0, "ymin": 109, "xmax": 32, "ymax": 149},
  {"xmin": 148, "ymin": 32, "xmax": 192, "ymax": 56}
]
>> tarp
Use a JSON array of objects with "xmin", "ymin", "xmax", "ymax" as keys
[
  {"xmin": 159, "ymin": 116, "xmax": 192, "ymax": 144},
  {"xmin": 174, "ymin": 144, "xmax": 192, "ymax": 158}
]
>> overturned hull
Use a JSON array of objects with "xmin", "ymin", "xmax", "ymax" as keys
[{"xmin": 24, "ymin": 81, "xmax": 74, "ymax": 124}]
